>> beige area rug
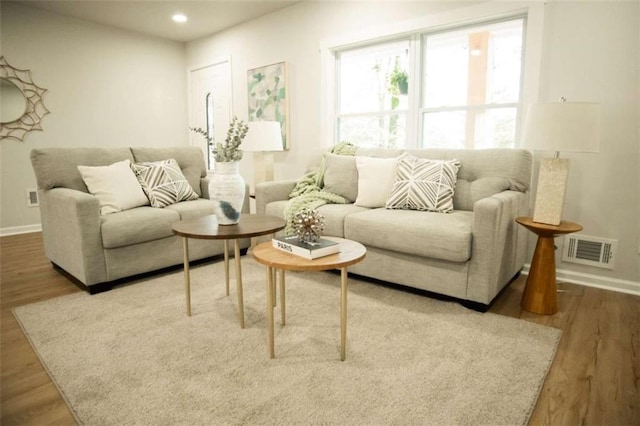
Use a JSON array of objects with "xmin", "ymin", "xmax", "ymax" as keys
[{"xmin": 14, "ymin": 256, "xmax": 561, "ymax": 425}]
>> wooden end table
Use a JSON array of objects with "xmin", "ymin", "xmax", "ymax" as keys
[
  {"xmin": 515, "ymin": 216, "xmax": 582, "ymax": 315},
  {"xmin": 172, "ymin": 214, "xmax": 285, "ymax": 328},
  {"xmin": 252, "ymin": 237, "xmax": 366, "ymax": 361}
]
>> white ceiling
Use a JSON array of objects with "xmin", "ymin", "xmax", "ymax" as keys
[{"xmin": 12, "ymin": 0, "xmax": 302, "ymax": 42}]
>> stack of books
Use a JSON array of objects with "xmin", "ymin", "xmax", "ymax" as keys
[{"xmin": 272, "ymin": 236, "xmax": 340, "ymax": 259}]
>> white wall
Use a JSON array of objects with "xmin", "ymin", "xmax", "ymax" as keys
[
  {"xmin": 536, "ymin": 1, "xmax": 638, "ymax": 287},
  {"xmin": 186, "ymin": 0, "xmax": 639, "ymax": 286},
  {"xmin": 186, "ymin": 1, "xmax": 472, "ymax": 186},
  {"xmin": 0, "ymin": 2, "xmax": 188, "ymax": 233}
]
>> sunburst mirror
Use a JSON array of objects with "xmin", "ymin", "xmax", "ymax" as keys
[{"xmin": 0, "ymin": 56, "xmax": 50, "ymax": 141}]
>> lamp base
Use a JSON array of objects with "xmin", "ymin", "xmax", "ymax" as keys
[
  {"xmin": 533, "ymin": 157, "xmax": 569, "ymax": 226},
  {"xmin": 252, "ymin": 151, "xmax": 275, "ymax": 190}
]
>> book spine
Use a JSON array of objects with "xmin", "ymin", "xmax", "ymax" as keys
[{"xmin": 272, "ymin": 239, "xmax": 312, "ymax": 259}]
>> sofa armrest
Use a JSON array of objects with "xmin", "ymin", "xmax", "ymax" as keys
[
  {"xmin": 466, "ymin": 190, "xmax": 529, "ymax": 304},
  {"xmin": 39, "ymin": 188, "xmax": 108, "ymax": 286},
  {"xmin": 254, "ymin": 180, "xmax": 297, "ymax": 215},
  {"xmin": 200, "ymin": 176, "xmax": 212, "ymax": 200}
]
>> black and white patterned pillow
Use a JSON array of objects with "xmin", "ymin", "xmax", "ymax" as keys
[
  {"xmin": 385, "ymin": 154, "xmax": 461, "ymax": 213},
  {"xmin": 131, "ymin": 159, "xmax": 199, "ymax": 208}
]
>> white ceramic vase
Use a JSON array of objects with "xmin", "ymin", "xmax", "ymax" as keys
[{"xmin": 208, "ymin": 161, "xmax": 245, "ymax": 225}]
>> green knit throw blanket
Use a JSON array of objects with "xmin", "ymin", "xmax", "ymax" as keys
[{"xmin": 283, "ymin": 142, "xmax": 357, "ymax": 235}]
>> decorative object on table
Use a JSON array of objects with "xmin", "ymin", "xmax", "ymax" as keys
[
  {"xmin": 247, "ymin": 61, "xmax": 289, "ymax": 149},
  {"xmin": 242, "ymin": 121, "xmax": 284, "ymax": 189},
  {"xmin": 207, "ymin": 117, "xmax": 249, "ymax": 225},
  {"xmin": 292, "ymin": 208, "xmax": 325, "ymax": 243},
  {"xmin": 272, "ymin": 235, "xmax": 340, "ymax": 260},
  {"xmin": 522, "ymin": 98, "xmax": 601, "ymax": 225},
  {"xmin": 272, "ymin": 208, "xmax": 339, "ymax": 259},
  {"xmin": 0, "ymin": 56, "xmax": 50, "ymax": 141}
]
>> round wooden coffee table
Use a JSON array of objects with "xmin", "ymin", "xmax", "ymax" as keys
[
  {"xmin": 172, "ymin": 214, "xmax": 285, "ymax": 328},
  {"xmin": 252, "ymin": 237, "xmax": 366, "ymax": 361}
]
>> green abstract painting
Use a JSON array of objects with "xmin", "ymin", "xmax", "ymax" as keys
[{"xmin": 247, "ymin": 61, "xmax": 289, "ymax": 149}]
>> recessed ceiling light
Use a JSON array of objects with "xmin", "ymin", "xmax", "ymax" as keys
[{"xmin": 172, "ymin": 14, "xmax": 187, "ymax": 23}]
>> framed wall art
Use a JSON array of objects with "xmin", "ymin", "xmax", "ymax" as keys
[{"xmin": 247, "ymin": 61, "xmax": 289, "ymax": 150}]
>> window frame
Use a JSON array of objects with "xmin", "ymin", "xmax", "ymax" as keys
[
  {"xmin": 334, "ymin": 36, "xmax": 414, "ymax": 149},
  {"xmin": 320, "ymin": 1, "xmax": 545, "ymax": 150},
  {"xmin": 419, "ymin": 16, "xmax": 527, "ymax": 149}
]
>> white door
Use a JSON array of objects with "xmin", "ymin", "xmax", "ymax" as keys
[{"xmin": 188, "ymin": 59, "xmax": 232, "ymax": 170}]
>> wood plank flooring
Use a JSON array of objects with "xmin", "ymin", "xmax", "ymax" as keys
[{"xmin": 1, "ymin": 232, "xmax": 638, "ymax": 425}]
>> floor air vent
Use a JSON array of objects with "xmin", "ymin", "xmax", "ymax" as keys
[{"xmin": 562, "ymin": 234, "xmax": 617, "ymax": 269}]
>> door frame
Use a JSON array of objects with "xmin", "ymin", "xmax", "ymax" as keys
[{"xmin": 187, "ymin": 56, "xmax": 233, "ymax": 169}]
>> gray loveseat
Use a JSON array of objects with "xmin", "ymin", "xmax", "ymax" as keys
[
  {"xmin": 256, "ymin": 148, "xmax": 532, "ymax": 310},
  {"xmin": 30, "ymin": 146, "xmax": 250, "ymax": 294}
]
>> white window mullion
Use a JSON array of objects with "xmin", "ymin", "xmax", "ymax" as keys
[{"xmin": 406, "ymin": 34, "xmax": 422, "ymax": 149}]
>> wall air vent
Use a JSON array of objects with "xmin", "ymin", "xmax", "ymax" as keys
[
  {"xmin": 562, "ymin": 234, "xmax": 617, "ymax": 270},
  {"xmin": 26, "ymin": 189, "xmax": 39, "ymax": 207}
]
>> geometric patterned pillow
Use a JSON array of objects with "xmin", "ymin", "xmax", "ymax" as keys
[
  {"xmin": 385, "ymin": 153, "xmax": 461, "ymax": 213},
  {"xmin": 130, "ymin": 159, "xmax": 199, "ymax": 208}
]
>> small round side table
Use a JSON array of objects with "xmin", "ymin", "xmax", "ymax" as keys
[
  {"xmin": 515, "ymin": 216, "xmax": 582, "ymax": 315},
  {"xmin": 172, "ymin": 214, "xmax": 285, "ymax": 328},
  {"xmin": 252, "ymin": 237, "xmax": 366, "ymax": 361}
]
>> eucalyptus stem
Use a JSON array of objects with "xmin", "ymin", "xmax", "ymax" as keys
[{"xmin": 189, "ymin": 116, "xmax": 249, "ymax": 163}]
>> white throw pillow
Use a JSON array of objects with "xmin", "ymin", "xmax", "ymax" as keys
[
  {"xmin": 77, "ymin": 159, "xmax": 149, "ymax": 215},
  {"xmin": 354, "ymin": 156, "xmax": 398, "ymax": 208}
]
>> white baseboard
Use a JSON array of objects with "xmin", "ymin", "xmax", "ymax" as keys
[
  {"xmin": 521, "ymin": 264, "xmax": 640, "ymax": 296},
  {"xmin": 0, "ymin": 224, "xmax": 42, "ymax": 237}
]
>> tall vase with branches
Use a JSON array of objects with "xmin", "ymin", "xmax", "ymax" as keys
[{"xmin": 190, "ymin": 117, "xmax": 249, "ymax": 225}]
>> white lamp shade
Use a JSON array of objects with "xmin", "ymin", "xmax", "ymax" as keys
[
  {"xmin": 523, "ymin": 102, "xmax": 601, "ymax": 153},
  {"xmin": 243, "ymin": 121, "xmax": 284, "ymax": 152}
]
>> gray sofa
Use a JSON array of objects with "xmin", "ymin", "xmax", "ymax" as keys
[
  {"xmin": 256, "ymin": 148, "xmax": 532, "ymax": 310},
  {"xmin": 30, "ymin": 146, "xmax": 250, "ymax": 294}
]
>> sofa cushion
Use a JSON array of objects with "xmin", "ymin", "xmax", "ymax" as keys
[
  {"xmin": 165, "ymin": 199, "xmax": 217, "ymax": 220},
  {"xmin": 30, "ymin": 147, "xmax": 135, "ymax": 192},
  {"xmin": 265, "ymin": 201, "xmax": 368, "ymax": 238},
  {"xmin": 77, "ymin": 159, "xmax": 149, "ymax": 215},
  {"xmin": 354, "ymin": 148, "xmax": 532, "ymax": 211},
  {"xmin": 354, "ymin": 156, "xmax": 397, "ymax": 208},
  {"xmin": 315, "ymin": 203, "xmax": 370, "ymax": 238},
  {"xmin": 344, "ymin": 208, "xmax": 473, "ymax": 262},
  {"xmin": 386, "ymin": 154, "xmax": 461, "ymax": 213},
  {"xmin": 131, "ymin": 146, "xmax": 206, "ymax": 197},
  {"xmin": 131, "ymin": 159, "xmax": 200, "ymax": 208},
  {"xmin": 265, "ymin": 200, "xmax": 289, "ymax": 220},
  {"xmin": 101, "ymin": 207, "xmax": 180, "ymax": 249},
  {"xmin": 404, "ymin": 148, "xmax": 531, "ymax": 211},
  {"xmin": 322, "ymin": 153, "xmax": 358, "ymax": 202}
]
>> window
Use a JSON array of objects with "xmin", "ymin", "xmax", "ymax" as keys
[
  {"xmin": 422, "ymin": 19, "xmax": 524, "ymax": 148},
  {"xmin": 336, "ymin": 39, "xmax": 411, "ymax": 148},
  {"xmin": 333, "ymin": 16, "xmax": 525, "ymax": 150}
]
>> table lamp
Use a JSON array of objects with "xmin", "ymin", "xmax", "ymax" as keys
[
  {"xmin": 522, "ymin": 98, "xmax": 601, "ymax": 225},
  {"xmin": 243, "ymin": 121, "xmax": 284, "ymax": 189}
]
